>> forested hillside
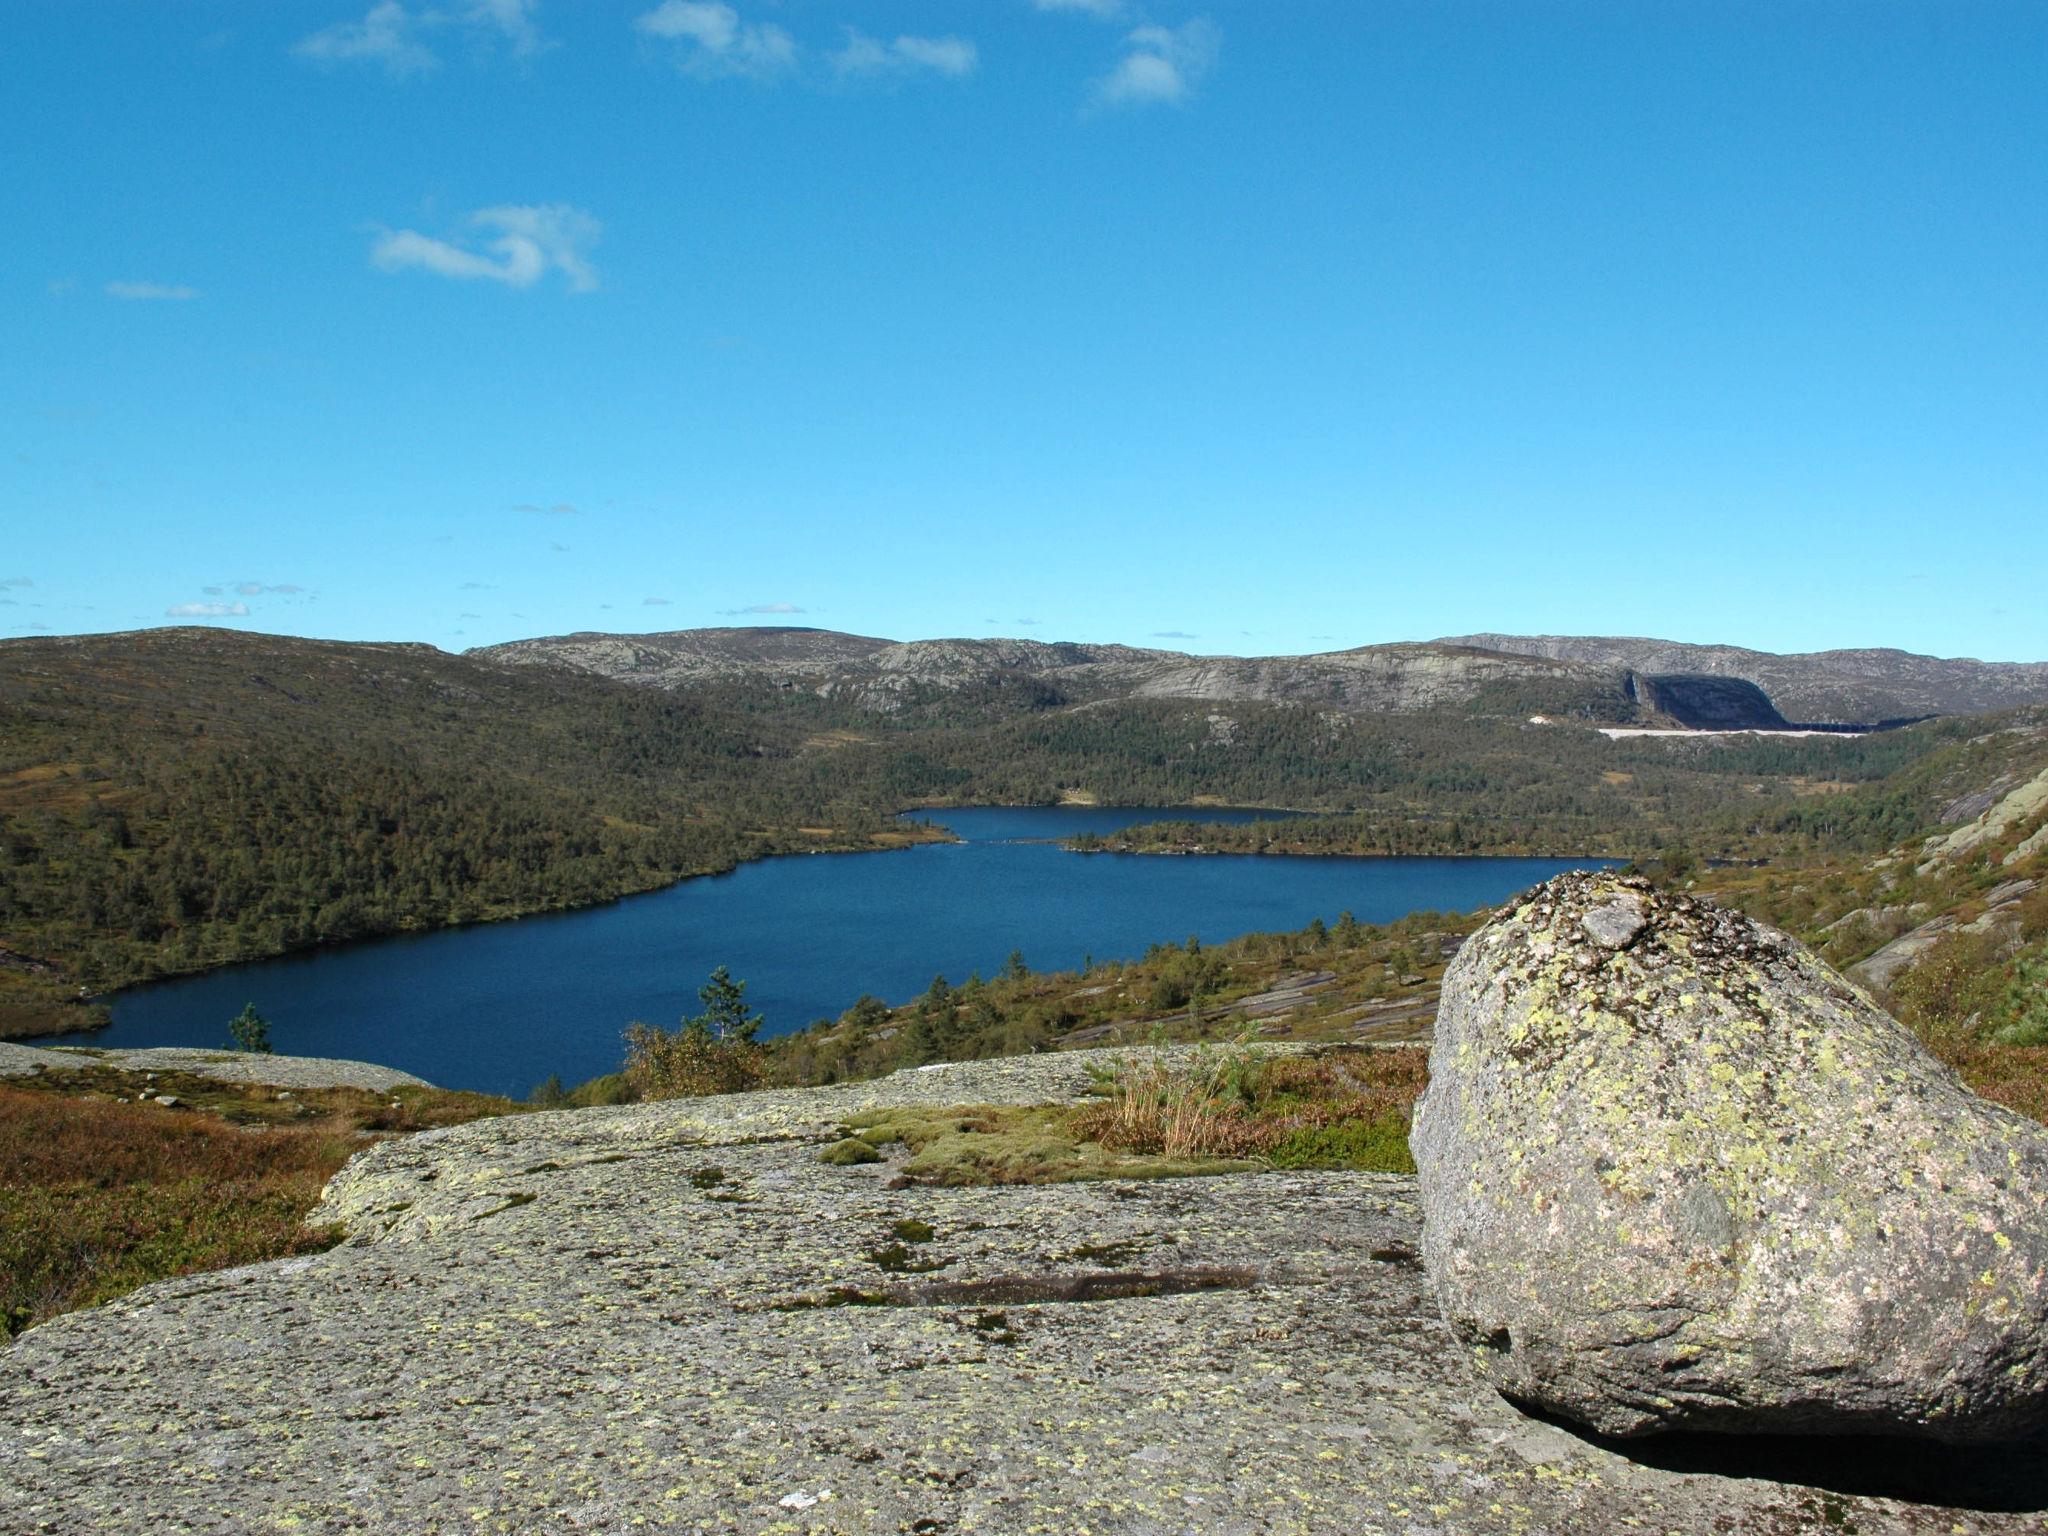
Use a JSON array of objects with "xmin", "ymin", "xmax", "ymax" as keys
[
  {"xmin": 0, "ymin": 630, "xmax": 928, "ymax": 1033},
  {"xmin": 1071, "ymin": 710, "xmax": 2046, "ymax": 862}
]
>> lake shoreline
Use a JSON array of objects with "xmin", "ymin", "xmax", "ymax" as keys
[{"xmin": 59, "ymin": 811, "xmax": 1608, "ymax": 1096}]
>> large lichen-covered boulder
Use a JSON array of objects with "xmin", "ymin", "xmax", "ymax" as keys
[{"xmin": 1411, "ymin": 871, "xmax": 2048, "ymax": 1442}]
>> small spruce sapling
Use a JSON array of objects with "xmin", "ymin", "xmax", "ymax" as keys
[{"xmin": 227, "ymin": 1003, "xmax": 273, "ymax": 1054}]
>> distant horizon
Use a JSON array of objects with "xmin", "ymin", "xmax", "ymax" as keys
[
  {"xmin": 8, "ymin": 4, "xmax": 2043, "ymax": 663},
  {"xmin": 8, "ymin": 617, "xmax": 2045, "ymax": 670}
]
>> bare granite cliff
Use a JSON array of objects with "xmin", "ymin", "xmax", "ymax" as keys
[{"xmin": 4, "ymin": 1045, "xmax": 2045, "ymax": 1533}]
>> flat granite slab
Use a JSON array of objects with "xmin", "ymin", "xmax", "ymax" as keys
[
  {"xmin": 3, "ymin": 1050, "xmax": 2044, "ymax": 1535},
  {"xmin": 0, "ymin": 1042, "xmax": 431, "ymax": 1093}
]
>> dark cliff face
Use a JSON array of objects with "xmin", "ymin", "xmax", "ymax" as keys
[{"xmin": 1631, "ymin": 673, "xmax": 1791, "ymax": 730}]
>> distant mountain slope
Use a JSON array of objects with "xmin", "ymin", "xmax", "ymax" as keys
[
  {"xmin": 1443, "ymin": 634, "xmax": 2048, "ymax": 726},
  {"xmin": 472, "ymin": 630, "xmax": 1687, "ymax": 724},
  {"xmin": 475, "ymin": 626, "xmax": 895, "ymax": 686}
]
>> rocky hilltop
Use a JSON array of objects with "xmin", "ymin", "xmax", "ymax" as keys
[
  {"xmin": 472, "ymin": 628, "xmax": 1794, "ymax": 727},
  {"xmin": 1446, "ymin": 633, "xmax": 2048, "ymax": 726},
  {"xmin": 474, "ymin": 626, "xmax": 2048, "ymax": 730},
  {"xmin": 6, "ymin": 1041, "xmax": 2045, "ymax": 1533}
]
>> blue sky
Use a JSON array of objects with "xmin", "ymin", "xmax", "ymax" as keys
[{"xmin": 5, "ymin": 1, "xmax": 2044, "ymax": 660}]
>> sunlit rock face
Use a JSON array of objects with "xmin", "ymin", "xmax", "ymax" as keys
[{"xmin": 1413, "ymin": 871, "xmax": 2048, "ymax": 1442}]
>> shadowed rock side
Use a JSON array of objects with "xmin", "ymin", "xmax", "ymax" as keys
[
  {"xmin": 1412, "ymin": 873, "xmax": 2048, "ymax": 1443},
  {"xmin": 4, "ymin": 1047, "xmax": 2046, "ymax": 1533}
]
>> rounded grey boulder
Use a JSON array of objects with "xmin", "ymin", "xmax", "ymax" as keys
[{"xmin": 1411, "ymin": 871, "xmax": 2048, "ymax": 1442}]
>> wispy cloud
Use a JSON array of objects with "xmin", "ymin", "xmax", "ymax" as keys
[
  {"xmin": 1151, "ymin": 630, "xmax": 1197, "ymax": 640},
  {"xmin": 167, "ymin": 600, "xmax": 250, "ymax": 618},
  {"xmin": 1033, "ymin": 0, "xmax": 1123, "ymax": 14},
  {"xmin": 513, "ymin": 501, "xmax": 579, "ymax": 515},
  {"xmin": 1095, "ymin": 19, "xmax": 1218, "ymax": 107},
  {"xmin": 0, "ymin": 577, "xmax": 31, "ymax": 590},
  {"xmin": 105, "ymin": 281, "xmax": 200, "ymax": 302},
  {"xmin": 233, "ymin": 582, "xmax": 306, "ymax": 596},
  {"xmin": 296, "ymin": 2, "xmax": 437, "ymax": 76},
  {"xmin": 636, "ymin": 2, "xmax": 796, "ymax": 79},
  {"xmin": 720, "ymin": 601, "xmax": 805, "ymax": 615},
  {"xmin": 831, "ymin": 30, "xmax": 977, "ymax": 79},
  {"xmin": 372, "ymin": 204, "xmax": 600, "ymax": 292},
  {"xmin": 643, "ymin": 596, "xmax": 672, "ymax": 606},
  {"xmin": 468, "ymin": 0, "xmax": 545, "ymax": 57},
  {"xmin": 294, "ymin": 0, "xmax": 546, "ymax": 79},
  {"xmin": 461, "ymin": 581, "xmax": 495, "ymax": 590}
]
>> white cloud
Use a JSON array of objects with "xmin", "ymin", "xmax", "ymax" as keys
[
  {"xmin": 832, "ymin": 29, "xmax": 977, "ymax": 79},
  {"xmin": 295, "ymin": 2, "xmax": 439, "ymax": 76},
  {"xmin": 1033, "ymin": 0, "xmax": 1123, "ymax": 14},
  {"xmin": 294, "ymin": 0, "xmax": 546, "ymax": 78},
  {"xmin": 105, "ymin": 281, "xmax": 200, "ymax": 301},
  {"xmin": 1095, "ymin": 18, "xmax": 1218, "ymax": 107},
  {"xmin": 372, "ymin": 204, "xmax": 600, "ymax": 292},
  {"xmin": 465, "ymin": 0, "xmax": 546, "ymax": 57},
  {"xmin": 167, "ymin": 601, "xmax": 250, "ymax": 618},
  {"xmin": 233, "ymin": 582, "xmax": 306, "ymax": 596},
  {"xmin": 636, "ymin": 2, "xmax": 796, "ymax": 78}
]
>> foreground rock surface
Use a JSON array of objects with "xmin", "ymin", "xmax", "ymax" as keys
[
  {"xmin": 5, "ymin": 1048, "xmax": 2047, "ymax": 1534},
  {"xmin": 1413, "ymin": 872, "xmax": 2048, "ymax": 1444},
  {"xmin": 0, "ymin": 1041, "xmax": 431, "ymax": 1092}
]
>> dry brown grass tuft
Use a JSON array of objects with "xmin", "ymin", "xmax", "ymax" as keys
[{"xmin": 1069, "ymin": 1047, "xmax": 1428, "ymax": 1172}]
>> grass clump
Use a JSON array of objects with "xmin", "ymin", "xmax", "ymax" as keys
[
  {"xmin": 1069, "ymin": 1045, "xmax": 1425, "ymax": 1174},
  {"xmin": 813, "ymin": 1047, "xmax": 1427, "ymax": 1186}
]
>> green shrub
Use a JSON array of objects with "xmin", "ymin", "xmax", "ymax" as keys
[{"xmin": 1267, "ymin": 1114, "xmax": 1415, "ymax": 1173}]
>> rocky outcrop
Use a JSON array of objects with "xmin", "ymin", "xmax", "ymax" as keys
[
  {"xmin": 9, "ymin": 1044, "xmax": 2046, "ymax": 1533},
  {"xmin": 1412, "ymin": 872, "xmax": 2048, "ymax": 1442},
  {"xmin": 0, "ymin": 1042, "xmax": 432, "ymax": 1091},
  {"xmin": 1849, "ymin": 878, "xmax": 2037, "ymax": 992},
  {"xmin": 472, "ymin": 625, "xmax": 897, "ymax": 686},
  {"xmin": 1920, "ymin": 766, "xmax": 2048, "ymax": 867}
]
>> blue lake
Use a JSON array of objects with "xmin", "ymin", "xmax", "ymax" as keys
[{"xmin": 65, "ymin": 807, "xmax": 1609, "ymax": 1097}]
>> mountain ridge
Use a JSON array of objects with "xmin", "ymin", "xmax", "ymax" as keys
[
  {"xmin": 471, "ymin": 625, "xmax": 2048, "ymax": 729},
  {"xmin": 1442, "ymin": 632, "xmax": 2048, "ymax": 725}
]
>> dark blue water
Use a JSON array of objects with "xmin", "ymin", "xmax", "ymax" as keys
[{"xmin": 62, "ymin": 807, "xmax": 1606, "ymax": 1097}]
